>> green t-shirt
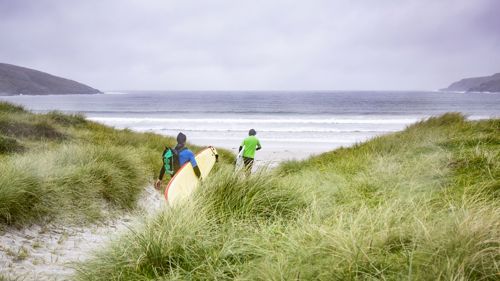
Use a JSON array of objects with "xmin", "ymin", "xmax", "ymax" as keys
[{"xmin": 241, "ymin": 136, "xmax": 261, "ymax": 159}]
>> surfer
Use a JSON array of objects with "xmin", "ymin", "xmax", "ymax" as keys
[
  {"xmin": 239, "ymin": 129, "xmax": 261, "ymax": 176},
  {"xmin": 155, "ymin": 132, "xmax": 201, "ymax": 189}
]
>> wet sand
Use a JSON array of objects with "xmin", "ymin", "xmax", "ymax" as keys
[{"xmin": 207, "ymin": 141, "xmax": 345, "ymax": 169}]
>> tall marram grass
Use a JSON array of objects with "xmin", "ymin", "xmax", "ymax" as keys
[
  {"xmin": 0, "ymin": 135, "xmax": 24, "ymax": 153},
  {"xmin": 77, "ymin": 169, "xmax": 308, "ymax": 280},
  {"xmin": 77, "ymin": 113, "xmax": 499, "ymax": 280},
  {"xmin": 0, "ymin": 101, "xmax": 234, "ymax": 226},
  {"xmin": 200, "ymin": 169, "xmax": 308, "ymax": 221},
  {"xmin": 0, "ymin": 144, "xmax": 147, "ymax": 224}
]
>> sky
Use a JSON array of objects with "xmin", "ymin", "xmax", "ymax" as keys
[{"xmin": 0, "ymin": 0, "xmax": 499, "ymax": 91}]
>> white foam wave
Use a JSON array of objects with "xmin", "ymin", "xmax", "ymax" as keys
[
  {"xmin": 103, "ymin": 91, "xmax": 129, "ymax": 95},
  {"xmin": 156, "ymin": 128, "xmax": 396, "ymax": 133},
  {"xmin": 87, "ymin": 117, "xmax": 419, "ymax": 125},
  {"xmin": 181, "ymin": 136, "xmax": 360, "ymax": 143}
]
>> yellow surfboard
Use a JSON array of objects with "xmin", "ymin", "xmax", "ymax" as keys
[{"xmin": 164, "ymin": 146, "xmax": 218, "ymax": 205}]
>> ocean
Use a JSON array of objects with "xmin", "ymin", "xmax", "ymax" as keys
[{"xmin": 2, "ymin": 91, "xmax": 499, "ymax": 166}]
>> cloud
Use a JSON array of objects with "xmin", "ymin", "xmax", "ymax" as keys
[{"xmin": 0, "ymin": 0, "xmax": 499, "ymax": 90}]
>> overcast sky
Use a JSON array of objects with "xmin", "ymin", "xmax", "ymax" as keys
[{"xmin": 1, "ymin": 0, "xmax": 499, "ymax": 91}]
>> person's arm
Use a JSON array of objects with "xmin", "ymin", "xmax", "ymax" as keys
[
  {"xmin": 158, "ymin": 166, "xmax": 166, "ymax": 180},
  {"xmin": 155, "ymin": 153, "xmax": 167, "ymax": 189},
  {"xmin": 189, "ymin": 152, "xmax": 202, "ymax": 179},
  {"xmin": 155, "ymin": 166, "xmax": 165, "ymax": 189},
  {"xmin": 256, "ymin": 139, "xmax": 262, "ymax": 151},
  {"xmin": 193, "ymin": 165, "xmax": 201, "ymax": 178},
  {"xmin": 239, "ymin": 139, "xmax": 244, "ymax": 152},
  {"xmin": 155, "ymin": 147, "xmax": 169, "ymax": 189}
]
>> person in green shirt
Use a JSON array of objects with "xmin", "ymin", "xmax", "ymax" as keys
[{"xmin": 239, "ymin": 129, "xmax": 262, "ymax": 176}]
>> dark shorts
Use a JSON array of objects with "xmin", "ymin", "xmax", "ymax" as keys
[{"xmin": 243, "ymin": 157, "xmax": 254, "ymax": 170}]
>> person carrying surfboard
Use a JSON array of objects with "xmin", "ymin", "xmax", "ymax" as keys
[
  {"xmin": 155, "ymin": 132, "xmax": 201, "ymax": 189},
  {"xmin": 239, "ymin": 129, "xmax": 261, "ymax": 176}
]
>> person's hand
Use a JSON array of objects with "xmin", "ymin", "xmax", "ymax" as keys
[{"xmin": 155, "ymin": 179, "xmax": 162, "ymax": 190}]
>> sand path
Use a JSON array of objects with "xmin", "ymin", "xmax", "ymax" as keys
[{"xmin": 0, "ymin": 186, "xmax": 165, "ymax": 281}]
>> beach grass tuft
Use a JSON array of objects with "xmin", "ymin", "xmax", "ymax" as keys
[
  {"xmin": 0, "ymin": 135, "xmax": 24, "ymax": 154},
  {"xmin": 0, "ymin": 119, "xmax": 67, "ymax": 140},
  {"xmin": 45, "ymin": 110, "xmax": 88, "ymax": 127},
  {"xmin": 0, "ymin": 101, "xmax": 26, "ymax": 113},
  {"xmin": 199, "ymin": 168, "xmax": 308, "ymax": 222}
]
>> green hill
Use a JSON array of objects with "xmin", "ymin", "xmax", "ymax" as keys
[
  {"xmin": 441, "ymin": 73, "xmax": 500, "ymax": 93},
  {"xmin": 76, "ymin": 113, "xmax": 499, "ymax": 280},
  {"xmin": 0, "ymin": 63, "xmax": 101, "ymax": 96}
]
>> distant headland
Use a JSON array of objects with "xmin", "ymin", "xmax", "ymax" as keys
[
  {"xmin": 0, "ymin": 63, "xmax": 101, "ymax": 96},
  {"xmin": 441, "ymin": 73, "xmax": 500, "ymax": 93}
]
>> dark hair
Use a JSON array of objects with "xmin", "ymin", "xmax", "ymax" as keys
[
  {"xmin": 177, "ymin": 132, "xmax": 187, "ymax": 144},
  {"xmin": 249, "ymin": 129, "xmax": 256, "ymax": 136}
]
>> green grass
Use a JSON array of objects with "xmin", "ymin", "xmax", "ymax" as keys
[
  {"xmin": 76, "ymin": 113, "xmax": 499, "ymax": 280},
  {"xmin": 0, "ymin": 101, "xmax": 234, "ymax": 226},
  {"xmin": 0, "ymin": 135, "xmax": 24, "ymax": 154}
]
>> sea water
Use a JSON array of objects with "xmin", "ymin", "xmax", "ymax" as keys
[{"xmin": 2, "ymin": 91, "xmax": 499, "ymax": 166}]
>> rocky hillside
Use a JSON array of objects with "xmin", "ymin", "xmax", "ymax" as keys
[
  {"xmin": 468, "ymin": 75, "xmax": 500, "ymax": 92},
  {"xmin": 441, "ymin": 73, "xmax": 500, "ymax": 93},
  {"xmin": 0, "ymin": 63, "xmax": 101, "ymax": 96}
]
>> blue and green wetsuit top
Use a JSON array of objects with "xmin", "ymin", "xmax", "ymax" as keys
[
  {"xmin": 158, "ymin": 147, "xmax": 200, "ymax": 180},
  {"xmin": 178, "ymin": 148, "xmax": 198, "ymax": 167}
]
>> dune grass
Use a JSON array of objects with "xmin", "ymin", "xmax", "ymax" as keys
[
  {"xmin": 76, "ymin": 113, "xmax": 499, "ymax": 280},
  {"xmin": 0, "ymin": 135, "xmax": 24, "ymax": 153},
  {"xmin": 0, "ymin": 101, "xmax": 234, "ymax": 227}
]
